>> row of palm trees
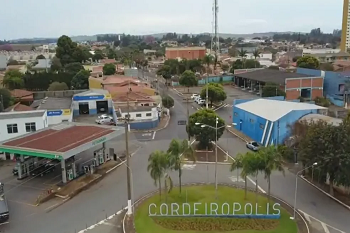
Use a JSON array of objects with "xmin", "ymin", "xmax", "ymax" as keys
[
  {"xmin": 147, "ymin": 139, "xmax": 195, "ymax": 200},
  {"xmin": 231, "ymin": 146, "xmax": 285, "ymax": 201},
  {"xmin": 147, "ymin": 139, "xmax": 285, "ymax": 201}
]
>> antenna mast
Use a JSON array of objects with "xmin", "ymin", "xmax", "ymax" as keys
[{"xmin": 214, "ymin": 0, "xmax": 219, "ymax": 58}]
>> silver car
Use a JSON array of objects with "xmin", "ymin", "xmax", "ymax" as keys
[{"xmin": 246, "ymin": 141, "xmax": 260, "ymax": 151}]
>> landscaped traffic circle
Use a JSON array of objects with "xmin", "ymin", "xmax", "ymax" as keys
[{"xmin": 134, "ymin": 185, "xmax": 298, "ymax": 233}]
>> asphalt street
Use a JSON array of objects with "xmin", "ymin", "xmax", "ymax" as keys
[{"xmin": 2, "ymin": 71, "xmax": 348, "ymax": 233}]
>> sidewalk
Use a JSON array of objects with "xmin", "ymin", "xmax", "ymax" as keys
[
  {"xmin": 226, "ymin": 127, "xmax": 252, "ymax": 142},
  {"xmin": 130, "ymin": 115, "xmax": 170, "ymax": 133}
]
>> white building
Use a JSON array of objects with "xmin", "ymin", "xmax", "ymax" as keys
[
  {"xmin": 72, "ymin": 89, "xmax": 113, "ymax": 116},
  {"xmin": 0, "ymin": 110, "xmax": 48, "ymax": 159},
  {"xmin": 118, "ymin": 106, "xmax": 160, "ymax": 130},
  {"xmin": 302, "ymin": 48, "xmax": 341, "ymax": 55},
  {"xmin": 33, "ymin": 97, "xmax": 73, "ymax": 125},
  {"xmin": 0, "ymin": 55, "xmax": 7, "ymax": 70}
]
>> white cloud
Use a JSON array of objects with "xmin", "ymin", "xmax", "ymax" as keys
[{"xmin": 238, "ymin": 19, "xmax": 268, "ymax": 25}]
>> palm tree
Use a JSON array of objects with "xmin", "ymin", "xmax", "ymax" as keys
[
  {"xmin": 147, "ymin": 150, "xmax": 168, "ymax": 199},
  {"xmin": 238, "ymin": 48, "xmax": 247, "ymax": 68},
  {"xmin": 167, "ymin": 139, "xmax": 195, "ymax": 195},
  {"xmin": 258, "ymin": 146, "xmax": 285, "ymax": 201},
  {"xmin": 230, "ymin": 153, "xmax": 245, "ymax": 195},
  {"xmin": 247, "ymin": 152, "xmax": 264, "ymax": 203},
  {"xmin": 252, "ymin": 49, "xmax": 261, "ymax": 68}
]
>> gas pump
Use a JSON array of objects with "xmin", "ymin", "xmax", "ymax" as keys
[
  {"xmin": 99, "ymin": 155, "xmax": 104, "ymax": 165},
  {"xmin": 67, "ymin": 169, "xmax": 73, "ymax": 181}
]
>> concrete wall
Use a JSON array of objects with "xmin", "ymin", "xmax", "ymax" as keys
[
  {"xmin": 88, "ymin": 78, "xmax": 103, "ymax": 89},
  {"xmin": 118, "ymin": 118, "xmax": 159, "ymax": 130},
  {"xmin": 33, "ymin": 90, "xmax": 87, "ymax": 100},
  {"xmin": 119, "ymin": 107, "xmax": 159, "ymax": 121},
  {"xmin": 172, "ymin": 75, "xmax": 234, "ymax": 86},
  {"xmin": 47, "ymin": 109, "xmax": 72, "ymax": 125}
]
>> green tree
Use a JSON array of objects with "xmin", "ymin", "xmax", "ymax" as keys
[
  {"xmin": 64, "ymin": 62, "xmax": 84, "ymax": 74},
  {"xmin": 258, "ymin": 146, "xmax": 285, "ymax": 201},
  {"xmin": 72, "ymin": 46, "xmax": 92, "ymax": 63},
  {"xmin": 157, "ymin": 65, "xmax": 172, "ymax": 86},
  {"xmin": 103, "ymin": 63, "xmax": 116, "ymax": 75},
  {"xmin": 162, "ymin": 95, "xmax": 174, "ymax": 109},
  {"xmin": 252, "ymin": 49, "xmax": 261, "ymax": 68},
  {"xmin": 221, "ymin": 64, "xmax": 229, "ymax": 72},
  {"xmin": 238, "ymin": 48, "xmax": 247, "ymax": 68},
  {"xmin": 147, "ymin": 150, "xmax": 169, "ymax": 199},
  {"xmin": 71, "ymin": 70, "xmax": 90, "ymax": 90},
  {"xmin": 36, "ymin": 54, "xmax": 46, "ymax": 60},
  {"xmin": 230, "ymin": 154, "xmax": 246, "ymax": 197},
  {"xmin": 56, "ymin": 35, "xmax": 78, "ymax": 66},
  {"xmin": 167, "ymin": 139, "xmax": 195, "ymax": 195},
  {"xmin": 48, "ymin": 82, "xmax": 69, "ymax": 91},
  {"xmin": 107, "ymin": 49, "xmax": 116, "ymax": 59},
  {"xmin": 297, "ymin": 56, "xmax": 320, "ymax": 69},
  {"xmin": 3, "ymin": 70, "xmax": 24, "ymax": 90},
  {"xmin": 0, "ymin": 88, "xmax": 12, "ymax": 110},
  {"xmin": 188, "ymin": 109, "xmax": 225, "ymax": 149},
  {"xmin": 229, "ymin": 59, "xmax": 243, "ymax": 73},
  {"xmin": 92, "ymin": 49, "xmax": 105, "ymax": 61},
  {"xmin": 200, "ymin": 83, "xmax": 227, "ymax": 106},
  {"xmin": 245, "ymin": 59, "xmax": 261, "ymax": 69},
  {"xmin": 51, "ymin": 57, "xmax": 62, "ymax": 72},
  {"xmin": 179, "ymin": 70, "xmax": 197, "ymax": 93},
  {"xmin": 262, "ymin": 82, "xmax": 286, "ymax": 97},
  {"xmin": 203, "ymin": 54, "xmax": 214, "ymax": 75}
]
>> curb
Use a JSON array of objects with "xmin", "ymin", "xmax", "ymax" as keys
[
  {"xmin": 130, "ymin": 115, "xmax": 171, "ymax": 134},
  {"xmin": 227, "ymin": 129, "xmax": 249, "ymax": 143},
  {"xmin": 183, "ymin": 161, "xmax": 231, "ymax": 165},
  {"xmin": 122, "ymin": 183, "xmax": 310, "ymax": 233},
  {"xmin": 300, "ymin": 175, "xmax": 350, "ymax": 211}
]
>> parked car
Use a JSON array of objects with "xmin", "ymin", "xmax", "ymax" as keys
[
  {"xmin": 191, "ymin": 94, "xmax": 199, "ymax": 99},
  {"xmin": 198, "ymin": 99, "xmax": 206, "ymax": 105},
  {"xmin": 96, "ymin": 115, "xmax": 113, "ymax": 124},
  {"xmin": 31, "ymin": 164, "xmax": 56, "ymax": 177},
  {"xmin": 246, "ymin": 141, "xmax": 260, "ymax": 151}
]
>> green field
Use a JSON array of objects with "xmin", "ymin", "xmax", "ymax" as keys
[{"xmin": 135, "ymin": 185, "xmax": 297, "ymax": 233}]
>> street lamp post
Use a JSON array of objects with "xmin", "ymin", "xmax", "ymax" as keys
[
  {"xmin": 290, "ymin": 162, "xmax": 318, "ymax": 220},
  {"xmin": 118, "ymin": 158, "xmax": 135, "ymax": 218},
  {"xmin": 195, "ymin": 120, "xmax": 231, "ymax": 199}
]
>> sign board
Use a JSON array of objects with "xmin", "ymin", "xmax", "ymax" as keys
[
  {"xmin": 73, "ymin": 95, "xmax": 105, "ymax": 101},
  {"xmin": 92, "ymin": 137, "xmax": 107, "ymax": 146},
  {"xmin": 178, "ymin": 120, "xmax": 187, "ymax": 125},
  {"xmin": 47, "ymin": 109, "xmax": 71, "ymax": 116}
]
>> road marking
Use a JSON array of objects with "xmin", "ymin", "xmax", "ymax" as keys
[
  {"xmin": 321, "ymin": 222, "xmax": 330, "ymax": 233},
  {"xmin": 8, "ymin": 199, "xmax": 37, "ymax": 207},
  {"xmin": 102, "ymin": 222, "xmax": 117, "ymax": 227},
  {"xmin": 141, "ymin": 133, "xmax": 152, "ymax": 137},
  {"xmin": 182, "ymin": 164, "xmax": 196, "ymax": 170},
  {"xmin": 152, "ymin": 131, "xmax": 156, "ymax": 140},
  {"xmin": 229, "ymin": 176, "xmax": 245, "ymax": 183},
  {"xmin": 246, "ymin": 176, "xmax": 266, "ymax": 193}
]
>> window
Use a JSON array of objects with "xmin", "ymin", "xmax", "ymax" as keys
[
  {"xmin": 250, "ymin": 119, "xmax": 254, "ymax": 123},
  {"xmin": 25, "ymin": 122, "xmax": 36, "ymax": 132},
  {"xmin": 259, "ymin": 124, "xmax": 264, "ymax": 129},
  {"xmin": 146, "ymin": 113, "xmax": 152, "ymax": 117},
  {"xmin": 7, "ymin": 124, "xmax": 18, "ymax": 134},
  {"xmin": 234, "ymin": 112, "xmax": 238, "ymax": 116},
  {"xmin": 136, "ymin": 113, "xmax": 142, "ymax": 117}
]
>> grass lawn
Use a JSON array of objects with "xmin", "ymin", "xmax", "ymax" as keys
[{"xmin": 135, "ymin": 185, "xmax": 297, "ymax": 233}]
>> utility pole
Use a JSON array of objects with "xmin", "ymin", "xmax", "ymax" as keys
[
  {"xmin": 213, "ymin": 0, "xmax": 219, "ymax": 70},
  {"xmin": 187, "ymin": 96, "xmax": 190, "ymax": 142},
  {"xmin": 125, "ymin": 82, "xmax": 132, "ymax": 216}
]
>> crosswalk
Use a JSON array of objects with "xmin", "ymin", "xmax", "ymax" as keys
[
  {"xmin": 228, "ymin": 175, "xmax": 245, "ymax": 183},
  {"xmin": 223, "ymin": 104, "xmax": 233, "ymax": 108},
  {"xmin": 299, "ymin": 210, "xmax": 347, "ymax": 233}
]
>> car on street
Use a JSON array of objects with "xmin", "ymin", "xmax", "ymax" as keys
[
  {"xmin": 96, "ymin": 115, "xmax": 114, "ymax": 124},
  {"xmin": 191, "ymin": 94, "xmax": 199, "ymax": 99},
  {"xmin": 198, "ymin": 99, "xmax": 206, "ymax": 105},
  {"xmin": 246, "ymin": 141, "xmax": 260, "ymax": 151},
  {"xmin": 31, "ymin": 163, "xmax": 56, "ymax": 177}
]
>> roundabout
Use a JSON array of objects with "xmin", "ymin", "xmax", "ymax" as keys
[{"xmin": 132, "ymin": 184, "xmax": 301, "ymax": 233}]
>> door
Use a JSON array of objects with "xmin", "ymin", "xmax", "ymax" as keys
[
  {"xmin": 79, "ymin": 102, "xmax": 89, "ymax": 115},
  {"xmin": 96, "ymin": 101, "xmax": 108, "ymax": 113},
  {"xmin": 239, "ymin": 120, "xmax": 243, "ymax": 131}
]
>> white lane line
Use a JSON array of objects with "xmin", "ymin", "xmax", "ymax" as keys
[
  {"xmin": 152, "ymin": 131, "xmax": 156, "ymax": 140},
  {"xmin": 302, "ymin": 211, "xmax": 311, "ymax": 222},
  {"xmin": 102, "ymin": 222, "xmax": 117, "ymax": 227},
  {"xmin": 321, "ymin": 222, "xmax": 330, "ymax": 233},
  {"xmin": 246, "ymin": 176, "xmax": 266, "ymax": 193},
  {"xmin": 299, "ymin": 209, "xmax": 346, "ymax": 233}
]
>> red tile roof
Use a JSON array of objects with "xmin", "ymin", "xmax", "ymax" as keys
[
  {"xmin": 113, "ymin": 92, "xmax": 154, "ymax": 102},
  {"xmin": 100, "ymin": 59, "xmax": 117, "ymax": 64},
  {"xmin": 5, "ymin": 102, "xmax": 34, "ymax": 112},
  {"xmin": 3, "ymin": 126, "xmax": 114, "ymax": 152},
  {"xmin": 11, "ymin": 89, "xmax": 33, "ymax": 98}
]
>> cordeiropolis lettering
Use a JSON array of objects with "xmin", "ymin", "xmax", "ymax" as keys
[{"xmin": 148, "ymin": 202, "xmax": 281, "ymax": 218}]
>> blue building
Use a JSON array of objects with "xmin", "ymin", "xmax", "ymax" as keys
[
  {"xmin": 232, "ymin": 98, "xmax": 326, "ymax": 145},
  {"xmin": 72, "ymin": 89, "xmax": 113, "ymax": 116}
]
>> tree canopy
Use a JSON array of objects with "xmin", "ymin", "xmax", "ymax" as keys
[
  {"xmin": 48, "ymin": 82, "xmax": 69, "ymax": 91},
  {"xmin": 262, "ymin": 82, "xmax": 286, "ymax": 98},
  {"xmin": 297, "ymin": 56, "xmax": 320, "ymax": 69},
  {"xmin": 188, "ymin": 109, "xmax": 225, "ymax": 149},
  {"xmin": 0, "ymin": 88, "xmax": 12, "ymax": 110},
  {"xmin": 3, "ymin": 70, "xmax": 24, "ymax": 90},
  {"xmin": 179, "ymin": 70, "xmax": 197, "ymax": 91},
  {"xmin": 200, "ymin": 83, "xmax": 227, "ymax": 106},
  {"xmin": 162, "ymin": 95, "xmax": 174, "ymax": 109},
  {"xmin": 103, "ymin": 63, "xmax": 116, "ymax": 75},
  {"xmin": 71, "ymin": 70, "xmax": 90, "ymax": 90}
]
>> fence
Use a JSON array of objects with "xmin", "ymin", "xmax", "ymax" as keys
[
  {"xmin": 172, "ymin": 75, "xmax": 234, "ymax": 86},
  {"xmin": 33, "ymin": 90, "xmax": 87, "ymax": 100}
]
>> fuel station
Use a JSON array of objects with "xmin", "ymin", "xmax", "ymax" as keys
[{"xmin": 0, "ymin": 122, "xmax": 124, "ymax": 184}]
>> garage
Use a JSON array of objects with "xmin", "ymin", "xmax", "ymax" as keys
[
  {"xmin": 79, "ymin": 102, "xmax": 89, "ymax": 115},
  {"xmin": 96, "ymin": 100, "xmax": 108, "ymax": 113}
]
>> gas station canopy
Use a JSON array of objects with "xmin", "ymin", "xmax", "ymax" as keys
[{"xmin": 0, "ymin": 123, "xmax": 125, "ymax": 160}]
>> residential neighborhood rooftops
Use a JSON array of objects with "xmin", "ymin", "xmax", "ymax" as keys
[
  {"xmin": 74, "ymin": 89, "xmax": 109, "ymax": 96},
  {"xmin": 235, "ymin": 99, "xmax": 327, "ymax": 122},
  {"xmin": 5, "ymin": 102, "xmax": 34, "ymax": 112},
  {"xmin": 299, "ymin": 114, "xmax": 342, "ymax": 126},
  {"xmin": 36, "ymin": 97, "xmax": 72, "ymax": 110},
  {"xmin": 165, "ymin": 46, "xmax": 206, "ymax": 51},
  {"xmin": 309, "ymin": 52, "xmax": 350, "ymax": 57},
  {"xmin": 10, "ymin": 89, "xmax": 33, "ymax": 98},
  {"xmin": 234, "ymin": 69, "xmax": 316, "ymax": 85},
  {"xmin": 0, "ymin": 110, "xmax": 46, "ymax": 120}
]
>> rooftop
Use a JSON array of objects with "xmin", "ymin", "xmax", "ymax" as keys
[
  {"xmin": 165, "ymin": 46, "xmax": 206, "ymax": 51},
  {"xmin": 119, "ymin": 105, "xmax": 155, "ymax": 113},
  {"xmin": 234, "ymin": 69, "xmax": 316, "ymax": 85},
  {"xmin": 104, "ymin": 85, "xmax": 154, "ymax": 94},
  {"xmin": 0, "ymin": 110, "xmax": 46, "ymax": 120},
  {"xmin": 310, "ymin": 52, "xmax": 350, "ymax": 57},
  {"xmin": 73, "ymin": 89, "xmax": 109, "ymax": 97},
  {"xmin": 235, "ymin": 99, "xmax": 327, "ymax": 122},
  {"xmin": 0, "ymin": 123, "xmax": 123, "ymax": 156},
  {"xmin": 299, "ymin": 114, "xmax": 342, "ymax": 126},
  {"xmin": 5, "ymin": 102, "xmax": 34, "ymax": 112},
  {"xmin": 36, "ymin": 97, "xmax": 72, "ymax": 110},
  {"xmin": 11, "ymin": 89, "xmax": 33, "ymax": 98},
  {"xmin": 113, "ymin": 91, "xmax": 153, "ymax": 102}
]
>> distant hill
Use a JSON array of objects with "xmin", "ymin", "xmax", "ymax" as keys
[{"xmin": 8, "ymin": 31, "xmax": 300, "ymax": 43}]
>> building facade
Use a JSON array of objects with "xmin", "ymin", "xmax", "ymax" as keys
[
  {"xmin": 232, "ymin": 99, "xmax": 326, "ymax": 145},
  {"xmin": 72, "ymin": 89, "xmax": 113, "ymax": 116},
  {"xmin": 165, "ymin": 47, "xmax": 206, "ymax": 60},
  {"xmin": 285, "ymin": 76, "xmax": 324, "ymax": 100},
  {"xmin": 341, "ymin": 0, "xmax": 350, "ymax": 52},
  {"xmin": 118, "ymin": 106, "xmax": 160, "ymax": 130}
]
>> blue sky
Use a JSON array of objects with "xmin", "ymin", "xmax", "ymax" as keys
[{"xmin": 0, "ymin": 0, "xmax": 343, "ymax": 40}]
